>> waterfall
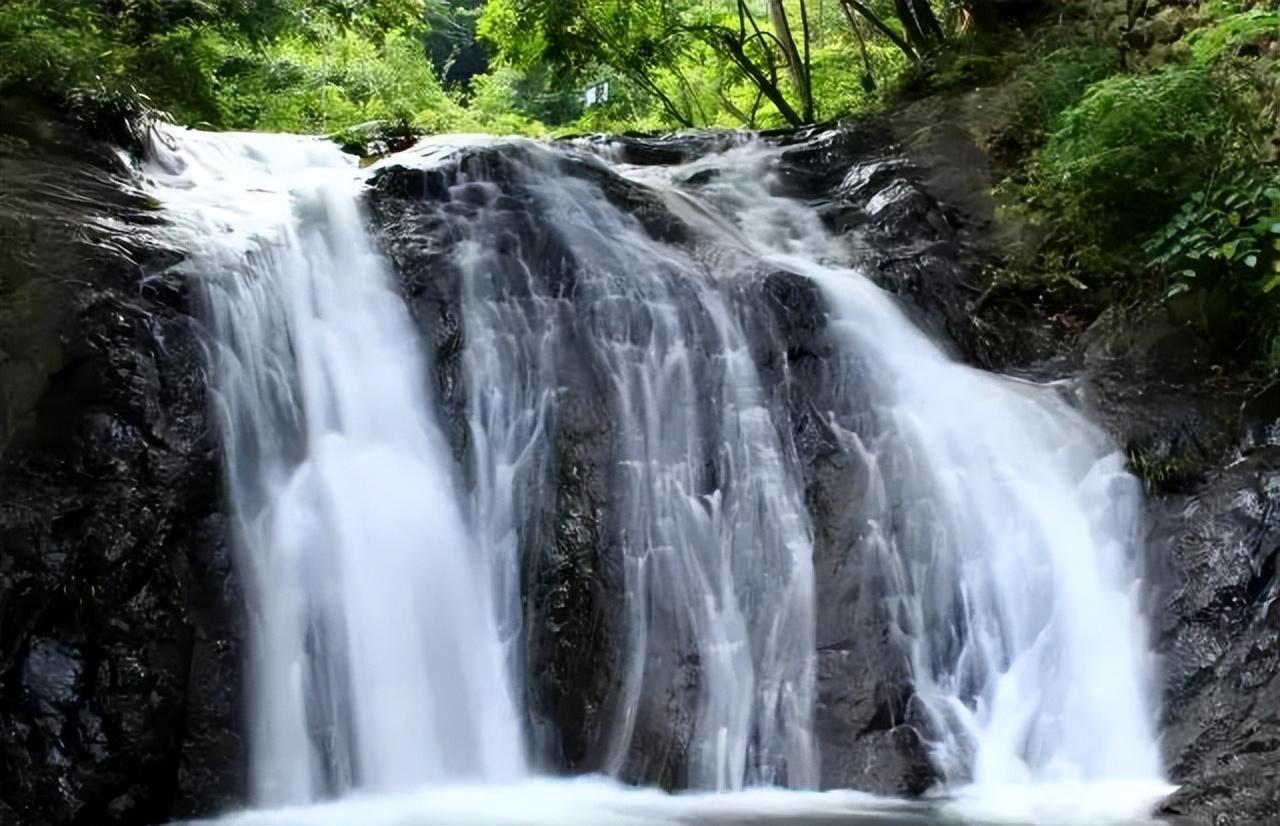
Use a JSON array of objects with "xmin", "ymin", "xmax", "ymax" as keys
[
  {"xmin": 388, "ymin": 140, "xmax": 819, "ymax": 790},
  {"xmin": 628, "ymin": 143, "xmax": 1165, "ymax": 800},
  {"xmin": 146, "ymin": 129, "xmax": 525, "ymax": 805},
  {"xmin": 145, "ymin": 127, "xmax": 1168, "ymax": 824}
]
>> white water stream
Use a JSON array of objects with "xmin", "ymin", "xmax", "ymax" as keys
[
  {"xmin": 147, "ymin": 128, "xmax": 1171, "ymax": 824},
  {"xmin": 640, "ymin": 144, "xmax": 1166, "ymax": 792},
  {"xmin": 147, "ymin": 129, "xmax": 524, "ymax": 805}
]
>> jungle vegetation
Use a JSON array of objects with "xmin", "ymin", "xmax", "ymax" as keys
[{"xmin": 1, "ymin": 0, "xmax": 1276, "ymax": 367}]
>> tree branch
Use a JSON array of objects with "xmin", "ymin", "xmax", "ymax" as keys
[{"xmin": 838, "ymin": 0, "xmax": 918, "ymax": 61}]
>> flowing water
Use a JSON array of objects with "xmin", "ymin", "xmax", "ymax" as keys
[
  {"xmin": 147, "ymin": 128, "xmax": 1171, "ymax": 824},
  {"xmin": 420, "ymin": 143, "xmax": 818, "ymax": 790},
  {"xmin": 147, "ymin": 130, "xmax": 524, "ymax": 805},
  {"xmin": 636, "ymin": 146, "xmax": 1165, "ymax": 790}
]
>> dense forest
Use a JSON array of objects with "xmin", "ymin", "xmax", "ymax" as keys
[{"xmin": 0, "ymin": 0, "xmax": 1276, "ymax": 365}]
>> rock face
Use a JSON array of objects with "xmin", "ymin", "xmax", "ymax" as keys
[
  {"xmin": 1076, "ymin": 306, "xmax": 1280, "ymax": 825},
  {"xmin": 0, "ymin": 99, "xmax": 1275, "ymax": 825},
  {"xmin": 0, "ymin": 100, "xmax": 244, "ymax": 824},
  {"xmin": 363, "ymin": 128, "xmax": 961, "ymax": 795},
  {"xmin": 1152, "ymin": 451, "xmax": 1280, "ymax": 826},
  {"xmin": 367, "ymin": 146, "xmax": 634, "ymax": 779}
]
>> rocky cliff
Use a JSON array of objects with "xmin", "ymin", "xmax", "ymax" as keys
[{"xmin": 0, "ymin": 100, "xmax": 243, "ymax": 825}]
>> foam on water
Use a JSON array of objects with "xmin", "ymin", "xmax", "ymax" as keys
[{"xmin": 198, "ymin": 777, "xmax": 1173, "ymax": 826}]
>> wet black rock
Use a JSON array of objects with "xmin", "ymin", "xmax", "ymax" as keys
[
  {"xmin": 0, "ymin": 98, "xmax": 244, "ymax": 825},
  {"xmin": 571, "ymin": 131, "xmax": 744, "ymax": 167},
  {"xmin": 1149, "ymin": 449, "xmax": 1280, "ymax": 825}
]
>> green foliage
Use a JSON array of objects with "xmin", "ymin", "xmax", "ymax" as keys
[
  {"xmin": 1, "ymin": 0, "xmax": 955, "ymax": 134},
  {"xmin": 0, "ymin": 0, "xmax": 491, "ymax": 135},
  {"xmin": 239, "ymin": 29, "xmax": 461, "ymax": 133},
  {"xmin": 0, "ymin": 1, "xmax": 126, "ymax": 101},
  {"xmin": 1146, "ymin": 169, "xmax": 1280, "ymax": 300},
  {"xmin": 808, "ymin": 37, "xmax": 906, "ymax": 120},
  {"xmin": 1185, "ymin": 9, "xmax": 1280, "ymax": 64},
  {"xmin": 1144, "ymin": 168, "xmax": 1280, "ymax": 367},
  {"xmin": 977, "ymin": 0, "xmax": 1278, "ymax": 370},
  {"xmin": 1003, "ymin": 46, "xmax": 1117, "ymax": 143},
  {"xmin": 461, "ymin": 67, "xmax": 549, "ymax": 134},
  {"xmin": 480, "ymin": 0, "xmax": 948, "ymax": 129},
  {"xmin": 1026, "ymin": 62, "xmax": 1269, "ymax": 283},
  {"xmin": 1125, "ymin": 446, "xmax": 1209, "ymax": 494}
]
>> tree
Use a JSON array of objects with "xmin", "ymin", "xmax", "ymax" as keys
[
  {"xmin": 766, "ymin": 0, "xmax": 813, "ymax": 122},
  {"xmin": 480, "ymin": 0, "xmax": 820, "ymax": 127},
  {"xmin": 426, "ymin": 0, "xmax": 490, "ymax": 87},
  {"xmin": 479, "ymin": 0, "xmax": 952, "ymax": 128},
  {"xmin": 478, "ymin": 0, "xmax": 704, "ymax": 126}
]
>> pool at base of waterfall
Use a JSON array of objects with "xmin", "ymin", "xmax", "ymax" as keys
[{"xmin": 193, "ymin": 777, "xmax": 1180, "ymax": 826}]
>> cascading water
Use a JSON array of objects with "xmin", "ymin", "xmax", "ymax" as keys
[
  {"xmin": 396, "ymin": 141, "xmax": 818, "ymax": 790},
  {"xmin": 146, "ymin": 129, "xmax": 525, "ymax": 805},
  {"xmin": 625, "ymin": 143, "xmax": 1167, "ymax": 817},
  {"xmin": 144, "ymin": 126, "xmax": 1169, "ymax": 825}
]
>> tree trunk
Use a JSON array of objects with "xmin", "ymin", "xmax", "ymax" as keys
[
  {"xmin": 766, "ymin": 0, "xmax": 814, "ymax": 122},
  {"xmin": 714, "ymin": 31, "xmax": 806, "ymax": 126},
  {"xmin": 894, "ymin": 0, "xmax": 929, "ymax": 55},
  {"xmin": 911, "ymin": 0, "xmax": 945, "ymax": 43},
  {"xmin": 893, "ymin": 0, "xmax": 946, "ymax": 54}
]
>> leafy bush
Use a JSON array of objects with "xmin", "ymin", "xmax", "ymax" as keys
[
  {"xmin": 1003, "ymin": 46, "xmax": 1117, "ymax": 143},
  {"xmin": 462, "ymin": 67, "xmax": 550, "ymax": 134},
  {"xmin": 0, "ymin": 1, "xmax": 128, "ymax": 101},
  {"xmin": 1146, "ymin": 169, "xmax": 1280, "ymax": 300},
  {"xmin": 1038, "ymin": 65, "xmax": 1260, "ymax": 251},
  {"xmin": 809, "ymin": 39, "xmax": 907, "ymax": 121},
  {"xmin": 1144, "ymin": 168, "xmax": 1280, "ymax": 367},
  {"xmin": 1185, "ymin": 9, "xmax": 1280, "ymax": 64}
]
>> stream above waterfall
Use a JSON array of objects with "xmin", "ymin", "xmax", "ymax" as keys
[{"xmin": 139, "ymin": 125, "xmax": 1175, "ymax": 825}]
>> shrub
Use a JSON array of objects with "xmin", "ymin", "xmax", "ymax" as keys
[
  {"xmin": 1038, "ymin": 65, "xmax": 1258, "ymax": 250},
  {"xmin": 1003, "ymin": 46, "xmax": 1117, "ymax": 143},
  {"xmin": 0, "ymin": 0, "xmax": 480, "ymax": 135},
  {"xmin": 1146, "ymin": 168, "xmax": 1280, "ymax": 300},
  {"xmin": 0, "ymin": 2, "xmax": 126, "ymax": 100},
  {"xmin": 1185, "ymin": 9, "xmax": 1280, "ymax": 64}
]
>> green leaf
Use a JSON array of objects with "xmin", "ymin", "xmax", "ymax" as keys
[
  {"xmin": 1244, "ymin": 254, "xmax": 1258, "ymax": 269},
  {"xmin": 1264, "ymin": 274, "xmax": 1280, "ymax": 293},
  {"xmin": 1221, "ymin": 240, "xmax": 1240, "ymax": 260},
  {"xmin": 1165, "ymin": 281, "xmax": 1192, "ymax": 298}
]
